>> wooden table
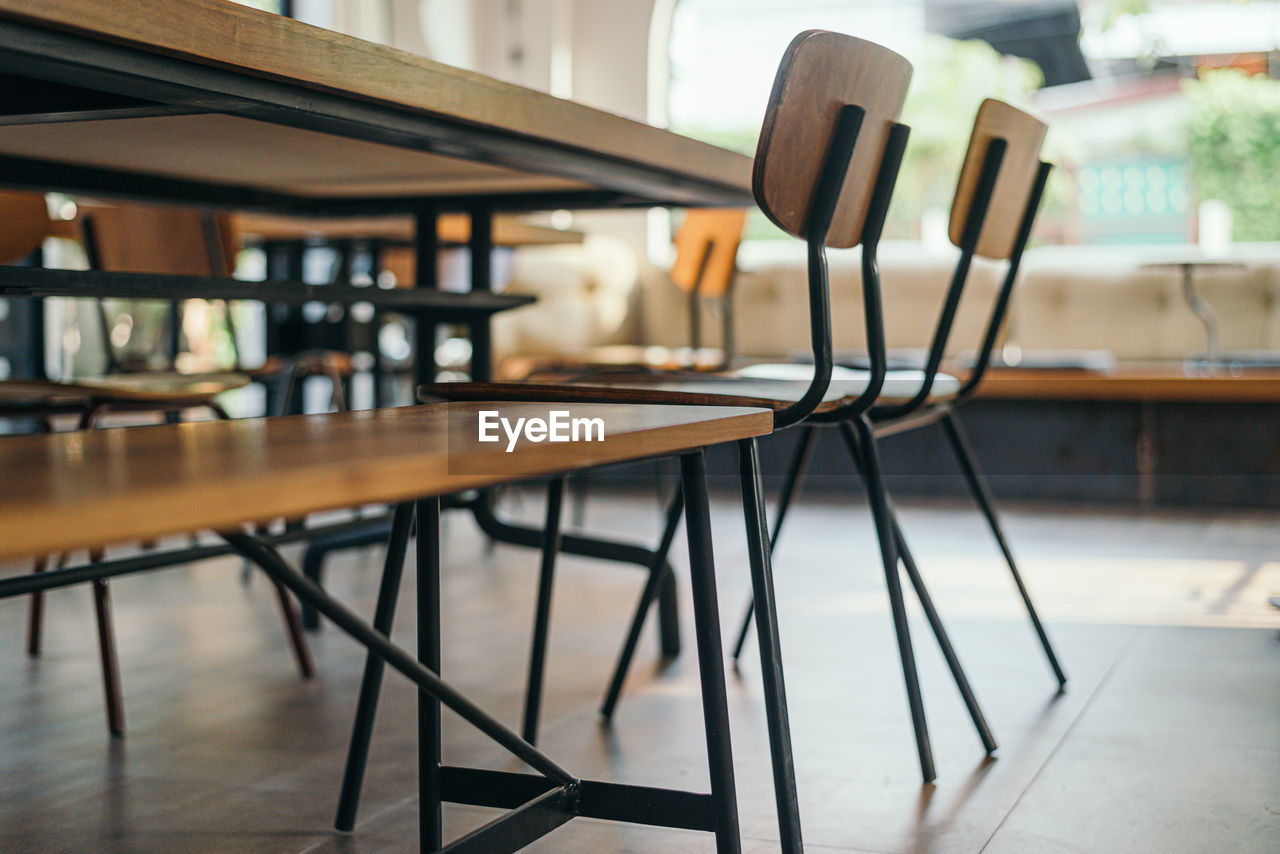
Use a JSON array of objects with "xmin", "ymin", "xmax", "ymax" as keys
[
  {"xmin": 0, "ymin": 0, "xmax": 752, "ymax": 381},
  {"xmin": 972, "ymin": 365, "xmax": 1280, "ymax": 403},
  {"xmin": 0, "ymin": 0, "xmax": 754, "ymax": 664},
  {"xmin": 0, "ymin": 402, "xmax": 772, "ymax": 853}
]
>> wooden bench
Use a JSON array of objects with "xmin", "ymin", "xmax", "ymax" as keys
[
  {"xmin": 971, "ymin": 365, "xmax": 1280, "ymax": 403},
  {"xmin": 0, "ymin": 401, "xmax": 780, "ymax": 853}
]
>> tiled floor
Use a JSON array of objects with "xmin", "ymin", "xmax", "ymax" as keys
[{"xmin": 0, "ymin": 488, "xmax": 1276, "ymax": 853}]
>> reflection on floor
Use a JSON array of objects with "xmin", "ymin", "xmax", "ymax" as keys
[{"xmin": 0, "ymin": 489, "xmax": 1276, "ymax": 853}]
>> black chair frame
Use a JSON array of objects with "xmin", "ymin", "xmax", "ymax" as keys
[{"xmin": 729, "ymin": 151, "xmax": 1066, "ymax": 780}]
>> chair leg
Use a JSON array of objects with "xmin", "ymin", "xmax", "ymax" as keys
[
  {"xmin": 838, "ymin": 428, "xmax": 996, "ymax": 753},
  {"xmin": 599, "ymin": 483, "xmax": 684, "ymax": 720},
  {"xmin": 521, "ymin": 477, "xmax": 566, "ymax": 746},
  {"xmin": 27, "ymin": 556, "xmax": 48, "ymax": 657},
  {"xmin": 334, "ymin": 502, "xmax": 415, "ymax": 833},
  {"xmin": 732, "ymin": 423, "xmax": 818, "ymax": 661},
  {"xmin": 269, "ymin": 578, "xmax": 317, "ymax": 680},
  {"xmin": 300, "ymin": 541, "xmax": 326, "ymax": 630},
  {"xmin": 840, "ymin": 419, "xmax": 935, "ymax": 784},
  {"xmin": 887, "ymin": 508, "xmax": 997, "ymax": 754},
  {"xmin": 679, "ymin": 450, "xmax": 742, "ymax": 854},
  {"xmin": 89, "ymin": 562, "xmax": 126, "ymax": 737},
  {"xmin": 939, "ymin": 409, "xmax": 1067, "ymax": 688},
  {"xmin": 738, "ymin": 438, "xmax": 803, "ymax": 854}
]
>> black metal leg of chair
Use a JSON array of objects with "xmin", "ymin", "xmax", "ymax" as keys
[
  {"xmin": 732, "ymin": 422, "xmax": 818, "ymax": 661},
  {"xmin": 680, "ymin": 450, "xmax": 742, "ymax": 854},
  {"xmin": 417, "ymin": 496, "xmax": 444, "ymax": 852},
  {"xmin": 269, "ymin": 576, "xmax": 317, "ymax": 680},
  {"xmin": 27, "ymin": 556, "xmax": 47, "ymax": 657},
  {"xmin": 300, "ymin": 543, "xmax": 325, "ymax": 630},
  {"xmin": 888, "ymin": 511, "xmax": 997, "ymax": 755},
  {"xmin": 939, "ymin": 409, "xmax": 1067, "ymax": 688},
  {"xmin": 334, "ymin": 502, "xmax": 415, "ymax": 833},
  {"xmin": 90, "ymin": 568, "xmax": 126, "ymax": 737},
  {"xmin": 599, "ymin": 483, "xmax": 684, "ymax": 720},
  {"xmin": 838, "ymin": 428, "xmax": 995, "ymax": 753},
  {"xmin": 841, "ymin": 419, "xmax": 935, "ymax": 783},
  {"xmin": 738, "ymin": 438, "xmax": 803, "ymax": 854},
  {"xmin": 521, "ymin": 477, "xmax": 566, "ymax": 746}
]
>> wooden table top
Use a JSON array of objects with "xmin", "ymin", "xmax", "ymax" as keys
[
  {"xmin": 0, "ymin": 0, "xmax": 753, "ymax": 210},
  {"xmin": 231, "ymin": 213, "xmax": 583, "ymax": 248},
  {"xmin": 0, "ymin": 402, "xmax": 770, "ymax": 562}
]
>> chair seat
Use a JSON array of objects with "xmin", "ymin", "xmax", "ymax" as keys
[
  {"xmin": 420, "ymin": 364, "xmax": 960, "ymax": 414},
  {"xmin": 734, "ymin": 363, "xmax": 961, "ymax": 400},
  {"xmin": 71, "ymin": 372, "xmax": 250, "ymax": 403}
]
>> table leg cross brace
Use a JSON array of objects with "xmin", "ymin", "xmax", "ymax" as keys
[
  {"xmin": 220, "ymin": 529, "xmax": 722, "ymax": 852},
  {"xmin": 220, "ymin": 530, "xmax": 577, "ymax": 785}
]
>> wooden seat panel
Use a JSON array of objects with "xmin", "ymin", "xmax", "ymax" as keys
[{"xmin": 423, "ymin": 366, "xmax": 961, "ymax": 413}]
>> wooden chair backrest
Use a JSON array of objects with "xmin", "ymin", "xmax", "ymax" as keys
[
  {"xmin": 752, "ymin": 30, "xmax": 912, "ymax": 249},
  {"xmin": 86, "ymin": 202, "xmax": 236, "ymax": 276},
  {"xmin": 949, "ymin": 99, "xmax": 1047, "ymax": 260},
  {"xmin": 669, "ymin": 208, "xmax": 747, "ymax": 297},
  {"xmin": 0, "ymin": 190, "xmax": 51, "ymax": 264}
]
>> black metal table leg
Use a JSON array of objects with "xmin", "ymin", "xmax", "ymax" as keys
[
  {"xmin": 335, "ymin": 501, "xmax": 415, "ymax": 832},
  {"xmin": 733, "ymin": 422, "xmax": 818, "ymax": 660},
  {"xmin": 679, "ymin": 450, "xmax": 742, "ymax": 854},
  {"xmin": 468, "ymin": 208, "xmax": 494, "ymax": 383},
  {"xmin": 939, "ymin": 408, "xmax": 1066, "ymax": 688},
  {"xmin": 224, "ymin": 503, "xmax": 740, "ymax": 852},
  {"xmin": 418, "ymin": 496, "xmax": 444, "ymax": 851},
  {"xmin": 522, "ymin": 477, "xmax": 565, "ymax": 746},
  {"xmin": 738, "ymin": 438, "xmax": 803, "ymax": 854},
  {"xmin": 841, "ymin": 419, "xmax": 935, "ymax": 783}
]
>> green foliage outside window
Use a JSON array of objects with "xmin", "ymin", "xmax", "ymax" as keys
[{"xmin": 1185, "ymin": 69, "xmax": 1280, "ymax": 242}]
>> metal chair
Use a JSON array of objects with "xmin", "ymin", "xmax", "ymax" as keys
[
  {"xmin": 338, "ymin": 30, "xmax": 915, "ymax": 849},
  {"xmin": 732, "ymin": 98, "xmax": 1066, "ymax": 719}
]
